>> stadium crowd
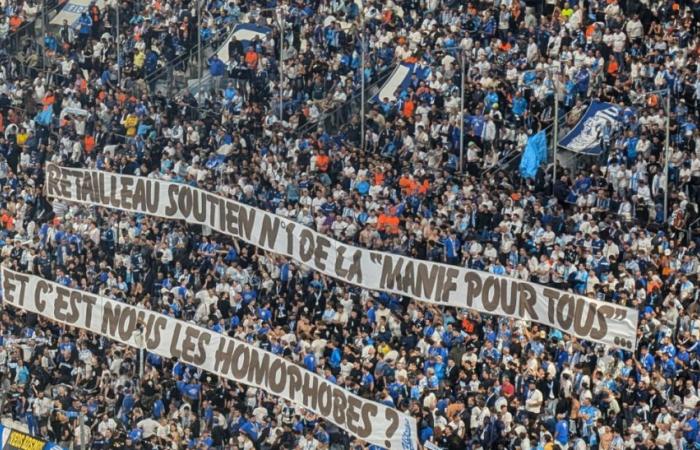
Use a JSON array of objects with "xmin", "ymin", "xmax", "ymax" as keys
[{"xmin": 2, "ymin": 0, "xmax": 700, "ymax": 449}]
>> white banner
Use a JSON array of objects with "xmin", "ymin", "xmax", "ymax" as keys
[
  {"xmin": 50, "ymin": 0, "xmax": 105, "ymax": 26},
  {"xmin": 44, "ymin": 164, "xmax": 639, "ymax": 350},
  {"xmin": 0, "ymin": 268, "xmax": 417, "ymax": 450}
]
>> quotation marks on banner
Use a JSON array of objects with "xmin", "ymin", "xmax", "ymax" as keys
[{"xmin": 611, "ymin": 308, "xmax": 633, "ymax": 349}]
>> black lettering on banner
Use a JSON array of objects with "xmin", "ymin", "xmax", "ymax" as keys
[
  {"xmin": 170, "ymin": 323, "xmax": 184, "ymax": 361},
  {"xmin": 298, "ymin": 229, "xmax": 314, "ymax": 263},
  {"xmin": 259, "ymin": 215, "xmax": 281, "ymax": 249},
  {"xmin": 145, "ymin": 180, "xmax": 160, "ymax": 214},
  {"xmin": 268, "ymin": 359, "xmax": 286, "ymax": 394},
  {"xmin": 285, "ymin": 222, "xmax": 296, "ymax": 254},
  {"xmin": 543, "ymin": 287, "xmax": 559, "ymax": 323},
  {"xmin": 181, "ymin": 326, "xmax": 199, "ymax": 364},
  {"xmin": 225, "ymin": 201, "xmax": 240, "ymax": 237},
  {"xmin": 45, "ymin": 164, "xmax": 62, "ymax": 197},
  {"xmin": 136, "ymin": 310, "xmax": 146, "ymax": 327},
  {"xmin": 358, "ymin": 402, "xmax": 377, "ymax": 438},
  {"xmin": 346, "ymin": 395, "xmax": 362, "ymax": 437},
  {"xmin": 287, "ymin": 364, "xmax": 302, "ymax": 400},
  {"xmin": 118, "ymin": 305, "xmax": 137, "ymax": 341},
  {"xmin": 1, "ymin": 270, "xmax": 416, "ymax": 450},
  {"xmin": 177, "ymin": 186, "xmax": 193, "ymax": 218},
  {"xmin": 247, "ymin": 351, "xmax": 270, "ymax": 386},
  {"xmin": 192, "ymin": 190, "xmax": 207, "ymax": 223},
  {"xmin": 379, "ymin": 256, "xmax": 403, "ymax": 292},
  {"xmin": 165, "ymin": 185, "xmax": 179, "ymax": 216},
  {"xmin": 500, "ymin": 279, "xmax": 517, "ymax": 315},
  {"xmin": 141, "ymin": 313, "xmax": 156, "ymax": 347},
  {"xmin": 131, "ymin": 178, "xmax": 145, "ymax": 212},
  {"xmin": 556, "ymin": 294, "xmax": 574, "ymax": 330},
  {"xmin": 195, "ymin": 330, "xmax": 211, "ymax": 366},
  {"xmin": 384, "ymin": 409, "xmax": 400, "ymax": 447},
  {"xmin": 35, "ymin": 279, "xmax": 50, "ymax": 312},
  {"xmin": 440, "ymin": 268, "xmax": 459, "ymax": 302},
  {"xmin": 120, "ymin": 177, "xmax": 134, "ymax": 210},
  {"xmin": 58, "ymin": 168, "xmax": 74, "ymax": 200},
  {"xmin": 301, "ymin": 372, "xmax": 319, "ymax": 411},
  {"xmin": 573, "ymin": 297, "xmax": 596, "ymax": 336},
  {"xmin": 101, "ymin": 301, "xmax": 121, "ymax": 337},
  {"xmin": 335, "ymin": 245, "xmax": 349, "ymax": 278},
  {"xmin": 71, "ymin": 169, "xmax": 83, "ymax": 200},
  {"xmin": 482, "ymin": 276, "xmax": 499, "ymax": 312},
  {"xmin": 314, "ymin": 235, "xmax": 330, "ymax": 271},
  {"xmin": 464, "ymin": 271, "xmax": 482, "ymax": 307},
  {"xmin": 332, "ymin": 388, "xmax": 347, "ymax": 429},
  {"xmin": 415, "ymin": 262, "xmax": 440, "ymax": 301},
  {"xmin": 6, "ymin": 429, "xmax": 44, "ymax": 450},
  {"xmin": 590, "ymin": 304, "xmax": 612, "ymax": 340},
  {"xmin": 347, "ymin": 249, "xmax": 363, "ymax": 283},
  {"xmin": 53, "ymin": 286, "xmax": 70, "ymax": 322},
  {"xmin": 3, "ymin": 271, "xmax": 28, "ymax": 306},
  {"xmin": 214, "ymin": 339, "xmax": 235, "ymax": 374},
  {"xmin": 402, "ymin": 262, "xmax": 414, "ymax": 295},
  {"xmin": 231, "ymin": 344, "xmax": 250, "ymax": 379},
  {"xmin": 318, "ymin": 382, "xmax": 332, "ymax": 417},
  {"xmin": 80, "ymin": 171, "xmax": 96, "ymax": 203},
  {"xmin": 205, "ymin": 193, "xmax": 221, "ymax": 230},
  {"xmin": 518, "ymin": 283, "xmax": 538, "ymax": 320},
  {"xmin": 90, "ymin": 172, "xmax": 101, "ymax": 203},
  {"xmin": 97, "ymin": 172, "xmax": 111, "ymax": 206},
  {"xmin": 64, "ymin": 290, "xmax": 82, "ymax": 324},
  {"xmin": 108, "ymin": 174, "xmax": 121, "ymax": 208},
  {"xmin": 238, "ymin": 205, "xmax": 255, "ymax": 241}
]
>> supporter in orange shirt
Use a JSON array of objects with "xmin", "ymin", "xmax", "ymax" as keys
[
  {"xmin": 606, "ymin": 55, "xmax": 619, "ymax": 82},
  {"xmin": 385, "ymin": 215, "xmax": 400, "ymax": 234},
  {"xmin": 245, "ymin": 49, "xmax": 259, "ymax": 69},
  {"xmin": 1, "ymin": 210, "xmax": 14, "ymax": 231},
  {"xmin": 402, "ymin": 96, "xmax": 415, "ymax": 118},
  {"xmin": 373, "ymin": 171, "xmax": 384, "ymax": 186},
  {"xmin": 315, "ymin": 151, "xmax": 330, "ymax": 173},
  {"xmin": 9, "ymin": 15, "xmax": 22, "ymax": 31},
  {"xmin": 42, "ymin": 92, "xmax": 56, "ymax": 108}
]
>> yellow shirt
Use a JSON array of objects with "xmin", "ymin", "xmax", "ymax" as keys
[
  {"xmin": 123, "ymin": 115, "xmax": 139, "ymax": 136},
  {"xmin": 16, "ymin": 132, "xmax": 29, "ymax": 145},
  {"xmin": 134, "ymin": 51, "xmax": 145, "ymax": 69}
]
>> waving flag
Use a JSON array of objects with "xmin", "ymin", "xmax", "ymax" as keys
[
  {"xmin": 519, "ymin": 130, "xmax": 547, "ymax": 179},
  {"xmin": 34, "ymin": 105, "xmax": 54, "ymax": 127},
  {"xmin": 559, "ymin": 101, "xmax": 622, "ymax": 155}
]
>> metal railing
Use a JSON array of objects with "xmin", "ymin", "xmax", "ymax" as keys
[
  {"xmin": 480, "ymin": 102, "xmax": 580, "ymax": 181},
  {"xmin": 291, "ymin": 65, "xmax": 394, "ymax": 137},
  {"xmin": 688, "ymin": 216, "xmax": 700, "ymax": 245}
]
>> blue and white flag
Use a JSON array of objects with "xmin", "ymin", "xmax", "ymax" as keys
[
  {"xmin": 373, "ymin": 63, "xmax": 414, "ymax": 103},
  {"xmin": 50, "ymin": 0, "xmax": 104, "ymax": 26},
  {"xmin": 215, "ymin": 23, "xmax": 272, "ymax": 63},
  {"xmin": 558, "ymin": 101, "xmax": 623, "ymax": 155},
  {"xmin": 519, "ymin": 130, "xmax": 547, "ymax": 179}
]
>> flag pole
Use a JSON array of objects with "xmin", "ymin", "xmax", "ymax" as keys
[{"xmin": 552, "ymin": 68, "xmax": 558, "ymax": 194}]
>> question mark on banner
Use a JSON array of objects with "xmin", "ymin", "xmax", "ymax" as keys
[{"xmin": 384, "ymin": 408, "xmax": 399, "ymax": 448}]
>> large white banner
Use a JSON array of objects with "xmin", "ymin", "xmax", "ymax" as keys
[
  {"xmin": 44, "ymin": 164, "xmax": 639, "ymax": 350},
  {"xmin": 0, "ymin": 268, "xmax": 417, "ymax": 450},
  {"xmin": 50, "ymin": 0, "xmax": 106, "ymax": 26}
]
